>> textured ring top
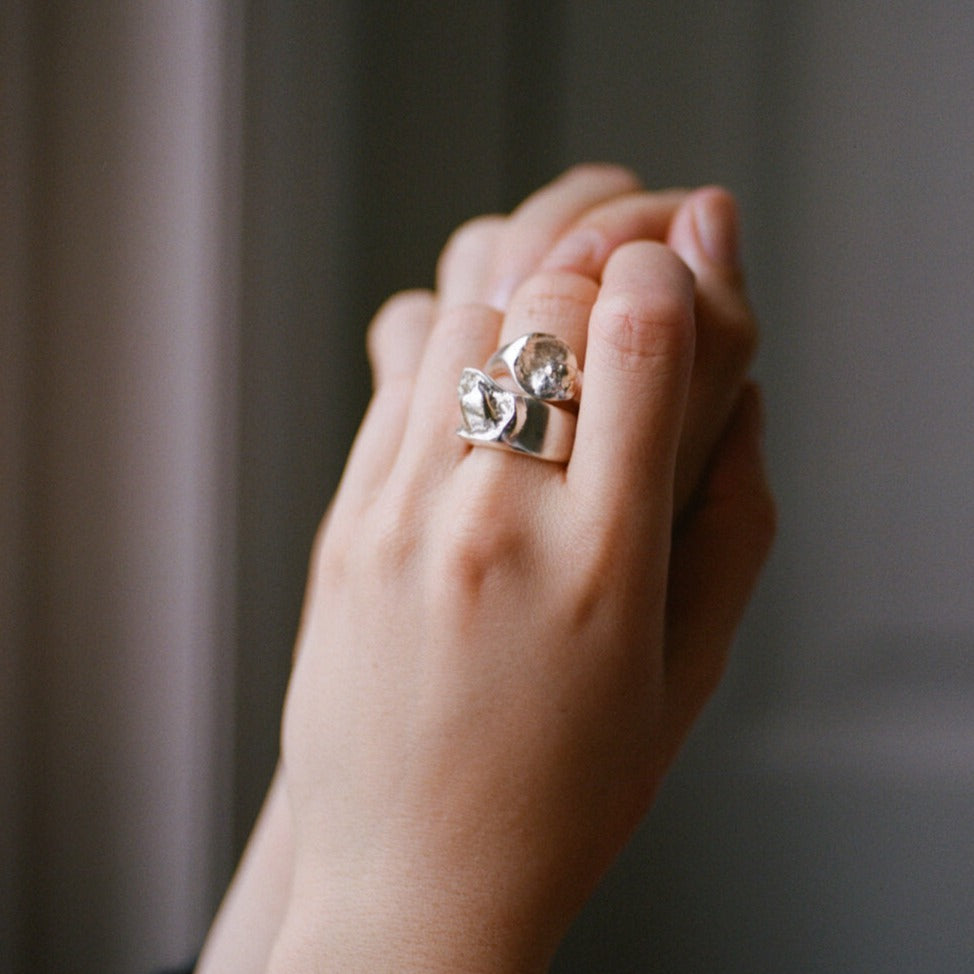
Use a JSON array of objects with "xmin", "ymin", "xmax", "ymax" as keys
[
  {"xmin": 485, "ymin": 332, "xmax": 582, "ymax": 402},
  {"xmin": 457, "ymin": 367, "xmax": 576, "ymax": 463}
]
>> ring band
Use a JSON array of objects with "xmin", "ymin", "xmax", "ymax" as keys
[
  {"xmin": 485, "ymin": 332, "xmax": 582, "ymax": 402},
  {"xmin": 457, "ymin": 368, "xmax": 575, "ymax": 463}
]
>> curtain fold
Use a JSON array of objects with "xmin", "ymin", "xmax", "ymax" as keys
[
  {"xmin": 1, "ymin": 3, "xmax": 31, "ymax": 971},
  {"xmin": 3, "ymin": 4, "xmax": 241, "ymax": 972}
]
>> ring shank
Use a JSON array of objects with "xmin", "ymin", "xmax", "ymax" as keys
[{"xmin": 457, "ymin": 369, "xmax": 576, "ymax": 463}]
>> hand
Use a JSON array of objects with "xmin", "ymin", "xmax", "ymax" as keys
[
  {"xmin": 198, "ymin": 165, "xmax": 685, "ymax": 974},
  {"xmin": 265, "ymin": 166, "xmax": 774, "ymax": 973}
]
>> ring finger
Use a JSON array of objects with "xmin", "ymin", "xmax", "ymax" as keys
[{"xmin": 494, "ymin": 268, "xmax": 599, "ymax": 372}]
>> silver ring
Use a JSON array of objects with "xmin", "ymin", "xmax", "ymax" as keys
[
  {"xmin": 457, "ymin": 368, "xmax": 575, "ymax": 463},
  {"xmin": 485, "ymin": 332, "xmax": 582, "ymax": 402}
]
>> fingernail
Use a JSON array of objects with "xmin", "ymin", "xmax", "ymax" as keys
[{"xmin": 692, "ymin": 191, "xmax": 740, "ymax": 270}]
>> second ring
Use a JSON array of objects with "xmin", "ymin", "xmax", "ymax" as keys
[{"xmin": 485, "ymin": 332, "xmax": 582, "ymax": 402}]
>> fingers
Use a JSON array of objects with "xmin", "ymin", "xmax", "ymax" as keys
[
  {"xmin": 666, "ymin": 187, "xmax": 758, "ymax": 511},
  {"xmin": 390, "ymin": 300, "xmax": 505, "ymax": 482},
  {"xmin": 541, "ymin": 188, "xmax": 688, "ymax": 280},
  {"xmin": 334, "ymin": 290, "xmax": 436, "ymax": 510},
  {"xmin": 350, "ymin": 173, "xmax": 748, "ymax": 518},
  {"xmin": 388, "ymin": 166, "xmax": 647, "ymax": 476},
  {"xmin": 333, "ymin": 290, "xmax": 502, "ymax": 539},
  {"xmin": 490, "ymin": 165, "xmax": 643, "ymax": 308},
  {"xmin": 495, "ymin": 269, "xmax": 599, "ymax": 362},
  {"xmin": 493, "ymin": 187, "xmax": 690, "ymax": 360},
  {"xmin": 437, "ymin": 164, "xmax": 642, "ymax": 313},
  {"xmin": 570, "ymin": 242, "xmax": 696, "ymax": 523},
  {"xmin": 366, "ymin": 289, "xmax": 437, "ymax": 391},
  {"xmin": 436, "ymin": 215, "xmax": 506, "ymax": 310},
  {"xmin": 661, "ymin": 383, "xmax": 776, "ymax": 747}
]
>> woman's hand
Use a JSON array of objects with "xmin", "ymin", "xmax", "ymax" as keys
[
  {"xmin": 266, "ymin": 166, "xmax": 774, "ymax": 973},
  {"xmin": 199, "ymin": 165, "xmax": 684, "ymax": 974}
]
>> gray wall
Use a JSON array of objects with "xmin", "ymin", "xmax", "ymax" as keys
[
  {"xmin": 554, "ymin": 4, "xmax": 974, "ymax": 971},
  {"xmin": 4, "ymin": 4, "xmax": 241, "ymax": 972}
]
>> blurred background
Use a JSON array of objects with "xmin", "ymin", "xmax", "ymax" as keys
[{"xmin": 2, "ymin": 2, "xmax": 972, "ymax": 972}]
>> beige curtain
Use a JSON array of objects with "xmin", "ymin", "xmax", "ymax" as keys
[{"xmin": 2, "ymin": 4, "xmax": 241, "ymax": 971}]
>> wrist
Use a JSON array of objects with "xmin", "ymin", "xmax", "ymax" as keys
[{"xmin": 265, "ymin": 856, "xmax": 557, "ymax": 974}]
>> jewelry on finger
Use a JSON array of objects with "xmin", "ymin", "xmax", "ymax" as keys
[
  {"xmin": 485, "ymin": 332, "xmax": 582, "ymax": 402},
  {"xmin": 457, "ymin": 368, "xmax": 576, "ymax": 463}
]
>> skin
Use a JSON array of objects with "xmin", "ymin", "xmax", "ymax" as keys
[{"xmin": 197, "ymin": 165, "xmax": 775, "ymax": 974}]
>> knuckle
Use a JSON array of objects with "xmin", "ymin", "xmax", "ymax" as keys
[
  {"xmin": 510, "ymin": 270, "xmax": 599, "ymax": 326},
  {"xmin": 430, "ymin": 480, "xmax": 528, "ymax": 603},
  {"xmin": 366, "ymin": 289, "xmax": 433, "ymax": 363},
  {"xmin": 377, "ymin": 287, "xmax": 435, "ymax": 321},
  {"xmin": 560, "ymin": 515, "xmax": 652, "ymax": 629},
  {"xmin": 593, "ymin": 289, "xmax": 694, "ymax": 373},
  {"xmin": 437, "ymin": 214, "xmax": 504, "ymax": 281},
  {"xmin": 363, "ymin": 494, "xmax": 423, "ymax": 583},
  {"xmin": 436, "ymin": 521, "xmax": 522, "ymax": 601}
]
